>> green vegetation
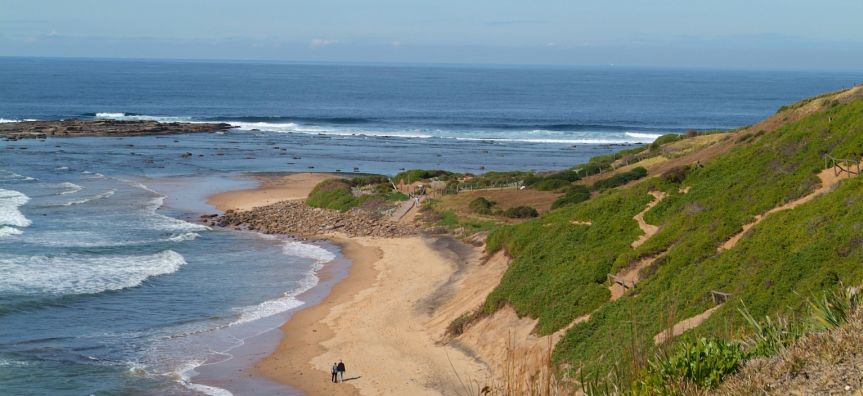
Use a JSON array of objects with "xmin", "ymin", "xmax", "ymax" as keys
[
  {"xmin": 591, "ymin": 166, "xmax": 648, "ymax": 191},
  {"xmin": 305, "ymin": 179, "xmax": 366, "ymax": 211},
  {"xmin": 648, "ymin": 133, "xmax": 683, "ymax": 151},
  {"xmin": 306, "ymin": 175, "xmax": 407, "ymax": 211},
  {"xmin": 551, "ymin": 185, "xmax": 591, "ymax": 209},
  {"xmin": 634, "ymin": 338, "xmax": 746, "ymax": 392},
  {"xmin": 474, "ymin": 94, "xmax": 863, "ymax": 390},
  {"xmin": 393, "ymin": 169, "xmax": 453, "ymax": 184},
  {"xmin": 502, "ymin": 206, "xmax": 539, "ymax": 218},
  {"xmin": 468, "ymin": 196, "xmax": 496, "ymax": 215}
]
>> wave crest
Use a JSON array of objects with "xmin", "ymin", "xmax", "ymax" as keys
[{"xmin": 0, "ymin": 250, "xmax": 187, "ymax": 296}]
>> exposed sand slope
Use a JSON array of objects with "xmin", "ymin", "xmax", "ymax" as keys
[
  {"xmin": 259, "ymin": 235, "xmax": 490, "ymax": 395},
  {"xmin": 209, "ymin": 172, "xmax": 338, "ymax": 211},
  {"xmin": 719, "ymin": 162, "xmax": 861, "ymax": 251}
]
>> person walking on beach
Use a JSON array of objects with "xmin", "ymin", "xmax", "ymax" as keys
[
  {"xmin": 337, "ymin": 359, "xmax": 346, "ymax": 382},
  {"xmin": 331, "ymin": 362, "xmax": 339, "ymax": 383}
]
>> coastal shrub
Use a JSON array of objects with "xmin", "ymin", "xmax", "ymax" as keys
[
  {"xmin": 386, "ymin": 191, "xmax": 409, "ymax": 202},
  {"xmin": 592, "ymin": 166, "xmax": 648, "ymax": 191},
  {"xmin": 469, "ymin": 197, "xmax": 496, "ymax": 215},
  {"xmin": 634, "ymin": 338, "xmax": 746, "ymax": 392},
  {"xmin": 661, "ymin": 165, "xmax": 690, "ymax": 184},
  {"xmin": 502, "ymin": 206, "xmax": 538, "ymax": 219},
  {"xmin": 551, "ymin": 185, "xmax": 591, "ymax": 209},
  {"xmin": 305, "ymin": 179, "xmax": 359, "ymax": 211},
  {"xmin": 349, "ymin": 174, "xmax": 390, "ymax": 186},
  {"xmin": 393, "ymin": 169, "xmax": 452, "ymax": 184},
  {"xmin": 531, "ymin": 178, "xmax": 570, "ymax": 191},
  {"xmin": 649, "ymin": 133, "xmax": 682, "ymax": 151}
]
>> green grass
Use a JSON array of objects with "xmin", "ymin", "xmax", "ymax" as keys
[
  {"xmin": 477, "ymin": 96, "xmax": 863, "ymax": 387},
  {"xmin": 306, "ymin": 177, "xmax": 408, "ymax": 211}
]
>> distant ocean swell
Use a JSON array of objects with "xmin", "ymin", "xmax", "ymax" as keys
[{"xmin": 85, "ymin": 112, "xmax": 666, "ymax": 144}]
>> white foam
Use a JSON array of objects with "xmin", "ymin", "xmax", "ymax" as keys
[
  {"xmin": 95, "ymin": 112, "xmax": 192, "ymax": 123},
  {"xmin": 0, "ymin": 189, "xmax": 31, "ymax": 238},
  {"xmin": 0, "ymin": 170, "xmax": 36, "ymax": 182},
  {"xmin": 0, "ymin": 226, "xmax": 24, "ymax": 238},
  {"xmin": 175, "ymin": 361, "xmax": 234, "ymax": 396},
  {"xmin": 61, "ymin": 189, "xmax": 115, "ymax": 206},
  {"xmin": 168, "ymin": 232, "xmax": 200, "ymax": 242},
  {"xmin": 230, "ymin": 121, "xmax": 434, "ymax": 139},
  {"xmin": 625, "ymin": 132, "xmax": 664, "ymax": 140},
  {"xmin": 229, "ymin": 240, "xmax": 335, "ymax": 326},
  {"xmin": 56, "ymin": 182, "xmax": 84, "ymax": 195},
  {"xmin": 0, "ymin": 250, "xmax": 186, "ymax": 296},
  {"xmin": 144, "ymin": 196, "xmax": 210, "ymax": 232}
]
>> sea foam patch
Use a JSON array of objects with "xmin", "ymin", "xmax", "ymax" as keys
[
  {"xmin": 0, "ymin": 250, "xmax": 187, "ymax": 296},
  {"xmin": 229, "ymin": 240, "xmax": 335, "ymax": 326},
  {"xmin": 0, "ymin": 188, "xmax": 31, "ymax": 238}
]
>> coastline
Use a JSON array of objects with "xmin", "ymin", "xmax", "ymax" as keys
[{"xmin": 207, "ymin": 171, "xmax": 493, "ymax": 395}]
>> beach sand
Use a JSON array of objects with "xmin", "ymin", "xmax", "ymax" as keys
[
  {"xmin": 207, "ymin": 171, "xmax": 497, "ymax": 395},
  {"xmin": 257, "ymin": 235, "xmax": 491, "ymax": 395},
  {"xmin": 208, "ymin": 172, "xmax": 338, "ymax": 211}
]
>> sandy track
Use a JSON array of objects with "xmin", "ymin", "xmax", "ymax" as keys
[
  {"xmin": 719, "ymin": 163, "xmax": 860, "ymax": 251},
  {"xmin": 654, "ymin": 304, "xmax": 723, "ymax": 345},
  {"xmin": 631, "ymin": 191, "xmax": 667, "ymax": 248}
]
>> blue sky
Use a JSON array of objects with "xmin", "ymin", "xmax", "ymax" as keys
[{"xmin": 1, "ymin": 0, "xmax": 861, "ymax": 69}]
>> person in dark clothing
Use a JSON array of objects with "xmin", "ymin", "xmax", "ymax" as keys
[
  {"xmin": 337, "ymin": 360, "xmax": 346, "ymax": 382},
  {"xmin": 331, "ymin": 362, "xmax": 339, "ymax": 383}
]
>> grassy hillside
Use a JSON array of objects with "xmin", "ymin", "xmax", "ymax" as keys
[{"xmin": 475, "ymin": 86, "xmax": 863, "ymax": 390}]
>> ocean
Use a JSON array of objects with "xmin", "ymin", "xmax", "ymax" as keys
[{"xmin": 0, "ymin": 57, "xmax": 861, "ymax": 395}]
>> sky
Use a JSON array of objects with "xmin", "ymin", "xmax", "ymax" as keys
[{"xmin": 1, "ymin": 0, "xmax": 862, "ymax": 70}]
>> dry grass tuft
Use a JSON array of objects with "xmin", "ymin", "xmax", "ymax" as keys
[{"xmin": 715, "ymin": 305, "xmax": 863, "ymax": 395}]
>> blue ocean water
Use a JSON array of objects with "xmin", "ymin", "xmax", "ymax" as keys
[{"xmin": 0, "ymin": 57, "xmax": 861, "ymax": 395}]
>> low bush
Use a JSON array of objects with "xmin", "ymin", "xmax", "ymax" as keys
[
  {"xmin": 305, "ymin": 179, "xmax": 360, "ymax": 211},
  {"xmin": 502, "ymin": 206, "xmax": 539, "ymax": 218},
  {"xmin": 649, "ymin": 133, "xmax": 682, "ymax": 151},
  {"xmin": 469, "ymin": 196, "xmax": 496, "ymax": 215},
  {"xmin": 393, "ymin": 169, "xmax": 452, "ymax": 184},
  {"xmin": 531, "ymin": 178, "xmax": 570, "ymax": 191},
  {"xmin": 551, "ymin": 185, "xmax": 591, "ymax": 209},
  {"xmin": 661, "ymin": 165, "xmax": 690, "ymax": 184},
  {"xmin": 592, "ymin": 167, "xmax": 648, "ymax": 191}
]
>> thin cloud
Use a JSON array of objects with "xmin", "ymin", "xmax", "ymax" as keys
[{"xmin": 309, "ymin": 38, "xmax": 338, "ymax": 48}]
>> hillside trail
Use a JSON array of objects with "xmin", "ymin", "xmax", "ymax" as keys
[
  {"xmin": 607, "ymin": 191, "xmax": 668, "ymax": 301},
  {"xmin": 631, "ymin": 191, "xmax": 667, "ymax": 248},
  {"xmin": 719, "ymin": 162, "xmax": 862, "ymax": 252},
  {"xmin": 609, "ymin": 252, "xmax": 667, "ymax": 301},
  {"xmin": 654, "ymin": 304, "xmax": 724, "ymax": 345}
]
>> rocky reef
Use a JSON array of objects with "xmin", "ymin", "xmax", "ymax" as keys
[
  {"xmin": 0, "ymin": 119, "xmax": 233, "ymax": 139},
  {"xmin": 204, "ymin": 200, "xmax": 416, "ymax": 238}
]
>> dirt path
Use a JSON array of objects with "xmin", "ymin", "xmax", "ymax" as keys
[
  {"xmin": 719, "ymin": 163, "xmax": 860, "ymax": 252},
  {"xmin": 609, "ymin": 253, "xmax": 666, "ymax": 301},
  {"xmin": 653, "ymin": 304, "xmax": 723, "ymax": 345},
  {"xmin": 631, "ymin": 191, "xmax": 667, "ymax": 248}
]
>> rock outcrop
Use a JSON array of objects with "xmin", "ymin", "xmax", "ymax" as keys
[
  {"xmin": 205, "ymin": 200, "xmax": 416, "ymax": 238},
  {"xmin": 0, "ymin": 119, "xmax": 233, "ymax": 139}
]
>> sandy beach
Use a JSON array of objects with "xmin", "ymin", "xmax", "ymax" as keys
[
  {"xmin": 208, "ymin": 172, "xmax": 496, "ymax": 395},
  {"xmin": 209, "ymin": 172, "xmax": 339, "ymax": 211}
]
